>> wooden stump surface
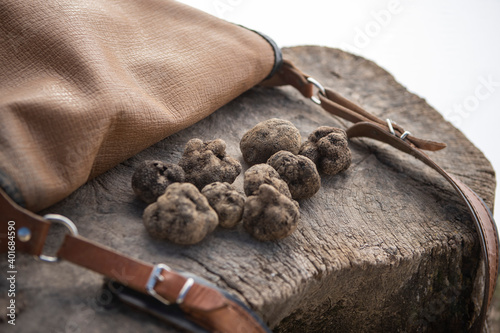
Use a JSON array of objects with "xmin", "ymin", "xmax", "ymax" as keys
[{"xmin": 1, "ymin": 46, "xmax": 496, "ymax": 332}]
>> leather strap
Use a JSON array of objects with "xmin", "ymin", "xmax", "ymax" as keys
[
  {"xmin": 103, "ymin": 280, "xmax": 210, "ymax": 333},
  {"xmin": 0, "ymin": 188, "xmax": 269, "ymax": 333},
  {"xmin": 264, "ymin": 61, "xmax": 499, "ymax": 332},
  {"xmin": 0, "ymin": 188, "xmax": 51, "ymax": 256},
  {"xmin": 56, "ymin": 235, "xmax": 268, "ymax": 332}
]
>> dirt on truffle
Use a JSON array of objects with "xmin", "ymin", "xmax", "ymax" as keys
[
  {"xmin": 179, "ymin": 138, "xmax": 241, "ymax": 190},
  {"xmin": 300, "ymin": 126, "xmax": 351, "ymax": 175},
  {"xmin": 242, "ymin": 184, "xmax": 300, "ymax": 241},
  {"xmin": 240, "ymin": 118, "xmax": 301, "ymax": 165},
  {"xmin": 243, "ymin": 163, "xmax": 292, "ymax": 198},
  {"xmin": 142, "ymin": 183, "xmax": 218, "ymax": 245},
  {"xmin": 131, "ymin": 160, "xmax": 185, "ymax": 203},
  {"xmin": 267, "ymin": 151, "xmax": 321, "ymax": 200},
  {"xmin": 202, "ymin": 182, "xmax": 245, "ymax": 228}
]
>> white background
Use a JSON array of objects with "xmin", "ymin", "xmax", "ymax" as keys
[{"xmin": 178, "ymin": 0, "xmax": 500, "ymax": 218}]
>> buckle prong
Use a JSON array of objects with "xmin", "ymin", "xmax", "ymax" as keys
[
  {"xmin": 146, "ymin": 264, "xmax": 172, "ymax": 305},
  {"xmin": 386, "ymin": 119, "xmax": 412, "ymax": 141},
  {"xmin": 146, "ymin": 264, "xmax": 195, "ymax": 305}
]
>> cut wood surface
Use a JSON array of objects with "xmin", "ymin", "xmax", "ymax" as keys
[{"xmin": 1, "ymin": 46, "xmax": 496, "ymax": 332}]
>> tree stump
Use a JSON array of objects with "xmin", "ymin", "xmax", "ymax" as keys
[{"xmin": 1, "ymin": 46, "xmax": 496, "ymax": 332}]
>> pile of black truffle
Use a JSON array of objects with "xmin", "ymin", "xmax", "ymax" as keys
[{"xmin": 132, "ymin": 118, "xmax": 351, "ymax": 245}]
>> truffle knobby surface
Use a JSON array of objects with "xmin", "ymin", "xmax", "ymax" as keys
[
  {"xmin": 240, "ymin": 118, "xmax": 301, "ymax": 165},
  {"xmin": 267, "ymin": 151, "xmax": 321, "ymax": 200},
  {"xmin": 131, "ymin": 160, "xmax": 185, "ymax": 203},
  {"xmin": 142, "ymin": 183, "xmax": 218, "ymax": 245},
  {"xmin": 179, "ymin": 138, "xmax": 241, "ymax": 190},
  {"xmin": 243, "ymin": 164, "xmax": 292, "ymax": 198},
  {"xmin": 299, "ymin": 126, "xmax": 351, "ymax": 175},
  {"xmin": 243, "ymin": 184, "xmax": 300, "ymax": 241},
  {"xmin": 202, "ymin": 182, "xmax": 245, "ymax": 228}
]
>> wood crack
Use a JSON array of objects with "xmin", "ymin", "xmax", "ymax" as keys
[{"xmin": 181, "ymin": 253, "xmax": 255, "ymax": 309}]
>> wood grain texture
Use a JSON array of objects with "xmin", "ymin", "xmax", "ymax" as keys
[{"xmin": 1, "ymin": 46, "xmax": 496, "ymax": 332}]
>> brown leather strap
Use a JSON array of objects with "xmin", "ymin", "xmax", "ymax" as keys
[
  {"xmin": 263, "ymin": 61, "xmax": 447, "ymax": 152},
  {"xmin": 56, "ymin": 234, "xmax": 267, "ymax": 332},
  {"xmin": 261, "ymin": 59, "xmax": 314, "ymax": 98},
  {"xmin": 0, "ymin": 189, "xmax": 268, "ymax": 333},
  {"xmin": 264, "ymin": 61, "xmax": 499, "ymax": 332},
  {"xmin": 0, "ymin": 188, "xmax": 51, "ymax": 255},
  {"xmin": 56, "ymin": 235, "xmax": 227, "ymax": 312},
  {"xmin": 346, "ymin": 122, "xmax": 498, "ymax": 332}
]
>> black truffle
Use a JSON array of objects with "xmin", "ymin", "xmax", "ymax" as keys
[
  {"xmin": 299, "ymin": 127, "xmax": 351, "ymax": 175},
  {"xmin": 240, "ymin": 118, "xmax": 301, "ymax": 165},
  {"xmin": 143, "ymin": 183, "xmax": 218, "ymax": 245},
  {"xmin": 131, "ymin": 160, "xmax": 185, "ymax": 203},
  {"xmin": 242, "ymin": 184, "xmax": 300, "ymax": 241},
  {"xmin": 179, "ymin": 138, "xmax": 242, "ymax": 190},
  {"xmin": 243, "ymin": 164, "xmax": 292, "ymax": 198},
  {"xmin": 202, "ymin": 182, "xmax": 245, "ymax": 228},
  {"xmin": 267, "ymin": 151, "xmax": 321, "ymax": 200}
]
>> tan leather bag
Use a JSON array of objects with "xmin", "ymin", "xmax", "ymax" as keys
[
  {"xmin": 0, "ymin": 0, "xmax": 498, "ymax": 332},
  {"xmin": 0, "ymin": 0, "xmax": 278, "ymax": 212}
]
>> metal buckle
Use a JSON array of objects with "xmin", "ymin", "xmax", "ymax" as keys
[
  {"xmin": 146, "ymin": 264, "xmax": 195, "ymax": 305},
  {"xmin": 386, "ymin": 119, "xmax": 396, "ymax": 136},
  {"xmin": 146, "ymin": 264, "xmax": 172, "ymax": 305},
  {"xmin": 176, "ymin": 277, "xmax": 194, "ymax": 304},
  {"xmin": 38, "ymin": 214, "xmax": 79, "ymax": 263},
  {"xmin": 400, "ymin": 131, "xmax": 411, "ymax": 141},
  {"xmin": 307, "ymin": 77, "xmax": 326, "ymax": 105},
  {"xmin": 386, "ymin": 119, "xmax": 411, "ymax": 141}
]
